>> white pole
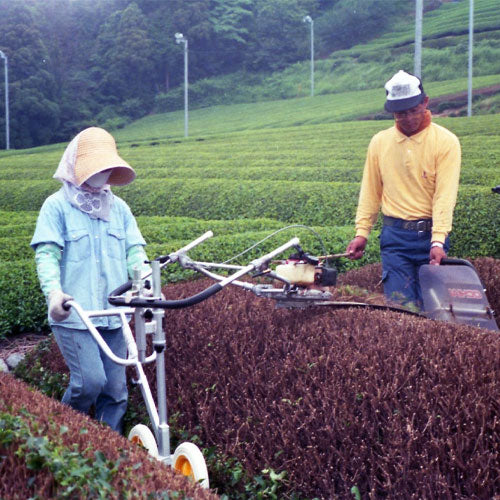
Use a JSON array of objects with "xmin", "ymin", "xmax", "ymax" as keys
[
  {"xmin": 183, "ymin": 38, "xmax": 188, "ymax": 137},
  {"xmin": 175, "ymin": 33, "xmax": 188, "ymax": 138},
  {"xmin": 414, "ymin": 0, "xmax": 423, "ymax": 78},
  {"xmin": 0, "ymin": 50, "xmax": 9, "ymax": 150},
  {"xmin": 303, "ymin": 16, "xmax": 314, "ymax": 97},
  {"xmin": 467, "ymin": 0, "xmax": 474, "ymax": 117},
  {"xmin": 310, "ymin": 19, "xmax": 314, "ymax": 97}
]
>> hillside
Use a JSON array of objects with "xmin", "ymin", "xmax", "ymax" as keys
[{"xmin": 154, "ymin": 0, "xmax": 500, "ymax": 118}]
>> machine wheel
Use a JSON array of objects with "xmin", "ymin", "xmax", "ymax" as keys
[
  {"xmin": 128, "ymin": 424, "xmax": 159, "ymax": 458},
  {"xmin": 172, "ymin": 442, "xmax": 209, "ymax": 489}
]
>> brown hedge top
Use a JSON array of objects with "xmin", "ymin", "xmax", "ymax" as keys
[
  {"xmin": 0, "ymin": 373, "xmax": 219, "ymax": 500},
  {"xmin": 154, "ymin": 263, "xmax": 500, "ymax": 498},
  {"xmin": 6, "ymin": 257, "xmax": 500, "ymax": 499}
]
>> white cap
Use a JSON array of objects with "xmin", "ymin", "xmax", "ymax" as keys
[{"xmin": 384, "ymin": 70, "xmax": 426, "ymax": 113}]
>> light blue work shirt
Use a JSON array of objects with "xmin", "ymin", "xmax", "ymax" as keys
[{"xmin": 31, "ymin": 188, "xmax": 146, "ymax": 329}]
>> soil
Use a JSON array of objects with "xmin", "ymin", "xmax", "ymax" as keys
[
  {"xmin": 358, "ymin": 84, "xmax": 500, "ymax": 120},
  {"xmin": 0, "ymin": 333, "xmax": 48, "ymax": 362}
]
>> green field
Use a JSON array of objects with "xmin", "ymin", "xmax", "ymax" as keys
[
  {"xmin": 1, "ymin": 94, "xmax": 499, "ymax": 337},
  {"xmin": 1, "ymin": 0, "xmax": 500, "ymax": 339}
]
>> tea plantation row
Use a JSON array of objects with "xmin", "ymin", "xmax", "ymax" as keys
[{"xmin": 0, "ymin": 114, "xmax": 499, "ymax": 338}]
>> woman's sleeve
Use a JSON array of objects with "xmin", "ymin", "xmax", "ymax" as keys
[
  {"xmin": 126, "ymin": 244, "xmax": 151, "ymax": 278},
  {"xmin": 34, "ymin": 243, "xmax": 63, "ymax": 298}
]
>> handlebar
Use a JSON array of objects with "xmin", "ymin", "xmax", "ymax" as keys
[
  {"xmin": 440, "ymin": 257, "xmax": 475, "ymax": 269},
  {"xmin": 108, "ymin": 233, "xmax": 300, "ymax": 309},
  {"xmin": 108, "ymin": 231, "xmax": 215, "ymax": 298}
]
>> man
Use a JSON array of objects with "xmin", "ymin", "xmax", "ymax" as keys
[{"xmin": 346, "ymin": 70, "xmax": 461, "ymax": 308}]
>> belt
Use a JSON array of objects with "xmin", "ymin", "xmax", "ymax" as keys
[{"xmin": 383, "ymin": 215, "xmax": 432, "ymax": 232}]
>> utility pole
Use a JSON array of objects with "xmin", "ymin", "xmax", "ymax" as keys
[
  {"xmin": 467, "ymin": 0, "xmax": 474, "ymax": 117},
  {"xmin": 0, "ymin": 50, "xmax": 9, "ymax": 150},
  {"xmin": 414, "ymin": 0, "xmax": 423, "ymax": 78}
]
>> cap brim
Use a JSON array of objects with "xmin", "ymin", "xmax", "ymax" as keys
[{"xmin": 385, "ymin": 93, "xmax": 425, "ymax": 113}]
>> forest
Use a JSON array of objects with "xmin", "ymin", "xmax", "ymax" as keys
[{"xmin": 0, "ymin": 0, "xmax": 415, "ymax": 148}]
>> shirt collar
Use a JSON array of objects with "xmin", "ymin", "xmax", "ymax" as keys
[{"xmin": 394, "ymin": 110, "xmax": 432, "ymax": 143}]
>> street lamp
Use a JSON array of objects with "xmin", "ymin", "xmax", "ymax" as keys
[
  {"xmin": 0, "ymin": 50, "xmax": 9, "ymax": 150},
  {"xmin": 303, "ymin": 16, "xmax": 314, "ymax": 97},
  {"xmin": 175, "ymin": 33, "xmax": 188, "ymax": 138}
]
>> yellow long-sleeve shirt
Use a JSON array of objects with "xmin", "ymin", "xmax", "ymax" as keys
[{"xmin": 355, "ymin": 121, "xmax": 461, "ymax": 244}]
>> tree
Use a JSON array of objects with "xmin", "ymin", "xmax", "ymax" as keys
[
  {"xmin": 316, "ymin": 0, "xmax": 411, "ymax": 53},
  {"xmin": 246, "ymin": 0, "xmax": 319, "ymax": 72},
  {"xmin": 208, "ymin": 0, "xmax": 253, "ymax": 70},
  {"xmin": 92, "ymin": 3, "xmax": 156, "ymax": 109},
  {"xmin": 0, "ymin": 0, "xmax": 60, "ymax": 148}
]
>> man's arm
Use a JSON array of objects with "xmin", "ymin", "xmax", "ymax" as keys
[
  {"xmin": 346, "ymin": 136, "xmax": 383, "ymax": 259},
  {"xmin": 431, "ymin": 132, "xmax": 461, "ymax": 244}
]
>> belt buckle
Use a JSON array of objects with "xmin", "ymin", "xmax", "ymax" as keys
[
  {"xmin": 416, "ymin": 220, "xmax": 427, "ymax": 232},
  {"xmin": 416, "ymin": 220, "xmax": 428, "ymax": 238}
]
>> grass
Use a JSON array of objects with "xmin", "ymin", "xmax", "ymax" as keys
[
  {"xmin": 150, "ymin": 0, "xmax": 500, "ymax": 113},
  {"xmin": 110, "ymin": 74, "xmax": 500, "ymax": 143}
]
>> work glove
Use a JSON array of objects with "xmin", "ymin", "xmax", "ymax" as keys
[{"xmin": 48, "ymin": 290, "xmax": 74, "ymax": 322}]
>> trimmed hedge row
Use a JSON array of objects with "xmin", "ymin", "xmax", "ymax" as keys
[
  {"xmin": 0, "ymin": 179, "xmax": 495, "ymax": 258},
  {"xmin": 156, "ymin": 273, "xmax": 500, "ymax": 498},
  {"xmin": 18, "ymin": 260, "xmax": 500, "ymax": 499},
  {"xmin": 0, "ymin": 224, "xmax": 381, "ymax": 338},
  {"xmin": 0, "ymin": 373, "xmax": 218, "ymax": 499},
  {"xmin": 0, "ymin": 260, "xmax": 49, "ymax": 336}
]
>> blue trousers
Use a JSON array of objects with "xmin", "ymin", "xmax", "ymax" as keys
[
  {"xmin": 52, "ymin": 325, "xmax": 128, "ymax": 433},
  {"xmin": 380, "ymin": 225, "xmax": 450, "ymax": 309}
]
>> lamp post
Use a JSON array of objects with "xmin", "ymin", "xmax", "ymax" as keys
[
  {"xmin": 175, "ymin": 33, "xmax": 188, "ymax": 138},
  {"xmin": 0, "ymin": 50, "xmax": 9, "ymax": 150},
  {"xmin": 303, "ymin": 16, "xmax": 314, "ymax": 97}
]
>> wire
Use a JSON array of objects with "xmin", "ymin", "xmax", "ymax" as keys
[{"xmin": 222, "ymin": 224, "xmax": 327, "ymax": 264}]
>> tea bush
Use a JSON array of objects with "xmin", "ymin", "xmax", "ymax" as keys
[
  {"xmin": 153, "ymin": 275, "xmax": 500, "ymax": 498},
  {"xmin": 1, "ymin": 101, "xmax": 499, "ymax": 338},
  {"xmin": 0, "ymin": 373, "xmax": 218, "ymax": 500},
  {"xmin": 16, "ymin": 258, "xmax": 500, "ymax": 499}
]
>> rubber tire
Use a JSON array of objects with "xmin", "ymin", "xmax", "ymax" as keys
[
  {"xmin": 128, "ymin": 424, "xmax": 159, "ymax": 458},
  {"xmin": 172, "ymin": 442, "xmax": 209, "ymax": 489}
]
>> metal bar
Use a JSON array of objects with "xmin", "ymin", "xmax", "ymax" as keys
[
  {"xmin": 414, "ymin": 0, "xmax": 423, "ymax": 77},
  {"xmin": 66, "ymin": 301, "xmax": 137, "ymax": 366},
  {"xmin": 467, "ymin": 0, "xmax": 474, "ymax": 117}
]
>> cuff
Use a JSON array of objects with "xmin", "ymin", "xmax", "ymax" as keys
[
  {"xmin": 355, "ymin": 229, "xmax": 370, "ymax": 239},
  {"xmin": 431, "ymin": 232, "xmax": 446, "ymax": 244}
]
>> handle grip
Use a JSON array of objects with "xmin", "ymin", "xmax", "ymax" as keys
[{"xmin": 440, "ymin": 257, "xmax": 474, "ymax": 269}]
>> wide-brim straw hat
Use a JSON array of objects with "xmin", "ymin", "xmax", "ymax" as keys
[{"xmin": 74, "ymin": 127, "xmax": 136, "ymax": 187}]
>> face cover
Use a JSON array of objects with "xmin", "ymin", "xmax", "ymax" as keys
[{"xmin": 86, "ymin": 169, "xmax": 112, "ymax": 188}]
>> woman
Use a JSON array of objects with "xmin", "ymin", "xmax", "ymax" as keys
[{"xmin": 31, "ymin": 127, "xmax": 149, "ymax": 433}]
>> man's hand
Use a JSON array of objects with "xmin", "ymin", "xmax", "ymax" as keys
[
  {"xmin": 346, "ymin": 236, "xmax": 367, "ymax": 260},
  {"xmin": 48, "ymin": 290, "xmax": 74, "ymax": 322},
  {"xmin": 429, "ymin": 245, "xmax": 446, "ymax": 266}
]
